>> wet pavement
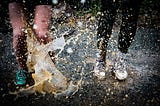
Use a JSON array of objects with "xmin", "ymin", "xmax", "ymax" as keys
[{"xmin": 0, "ymin": 4, "xmax": 160, "ymax": 106}]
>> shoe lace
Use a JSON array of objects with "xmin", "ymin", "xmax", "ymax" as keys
[
  {"xmin": 17, "ymin": 70, "xmax": 26, "ymax": 80},
  {"xmin": 114, "ymin": 51, "xmax": 127, "ymax": 73}
]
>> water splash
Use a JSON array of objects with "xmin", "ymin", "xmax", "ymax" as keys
[{"xmin": 10, "ymin": 25, "xmax": 83, "ymax": 97}]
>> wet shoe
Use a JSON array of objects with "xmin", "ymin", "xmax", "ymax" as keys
[
  {"xmin": 94, "ymin": 49, "xmax": 106, "ymax": 80},
  {"xmin": 94, "ymin": 61, "xmax": 106, "ymax": 80},
  {"xmin": 113, "ymin": 51, "xmax": 128, "ymax": 80},
  {"xmin": 15, "ymin": 69, "xmax": 27, "ymax": 86}
]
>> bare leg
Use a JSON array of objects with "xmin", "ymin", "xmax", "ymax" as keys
[
  {"xmin": 9, "ymin": 2, "xmax": 27, "ymax": 70},
  {"xmin": 33, "ymin": 5, "xmax": 52, "ymax": 44}
]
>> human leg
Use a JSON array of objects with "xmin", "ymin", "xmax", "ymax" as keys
[
  {"xmin": 33, "ymin": 0, "xmax": 56, "ymax": 64},
  {"xmin": 114, "ymin": 0, "xmax": 142, "ymax": 80},
  {"xmin": 33, "ymin": 4, "xmax": 52, "ymax": 44},
  {"xmin": 118, "ymin": 0, "xmax": 142, "ymax": 53},
  {"xmin": 9, "ymin": 2, "xmax": 28, "ymax": 85},
  {"xmin": 94, "ymin": 0, "xmax": 118, "ymax": 79}
]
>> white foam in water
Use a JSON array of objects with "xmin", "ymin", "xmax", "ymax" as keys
[
  {"xmin": 67, "ymin": 47, "xmax": 73, "ymax": 54},
  {"xmin": 52, "ymin": 0, "xmax": 58, "ymax": 4},
  {"xmin": 52, "ymin": 37, "xmax": 66, "ymax": 50},
  {"xmin": 80, "ymin": 0, "xmax": 86, "ymax": 4},
  {"xmin": 77, "ymin": 21, "xmax": 83, "ymax": 27}
]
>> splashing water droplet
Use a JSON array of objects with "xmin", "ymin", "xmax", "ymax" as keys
[
  {"xmin": 52, "ymin": 0, "xmax": 58, "ymax": 4},
  {"xmin": 80, "ymin": 0, "xmax": 86, "ymax": 4},
  {"xmin": 67, "ymin": 47, "xmax": 73, "ymax": 54}
]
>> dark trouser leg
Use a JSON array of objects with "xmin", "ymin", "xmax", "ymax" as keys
[
  {"xmin": 114, "ymin": 0, "xmax": 143, "ymax": 80},
  {"xmin": 94, "ymin": 0, "xmax": 118, "ymax": 79},
  {"xmin": 97, "ymin": 0, "xmax": 118, "ymax": 50},
  {"xmin": 118, "ymin": 0, "xmax": 142, "ymax": 53},
  {"xmin": 97, "ymin": 0, "xmax": 118, "ymax": 63}
]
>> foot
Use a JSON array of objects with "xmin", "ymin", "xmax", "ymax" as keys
[
  {"xmin": 15, "ymin": 69, "xmax": 35, "ymax": 86},
  {"xmin": 15, "ymin": 69, "xmax": 27, "ymax": 86},
  {"xmin": 113, "ymin": 51, "xmax": 128, "ymax": 80},
  {"xmin": 94, "ymin": 49, "xmax": 106, "ymax": 80}
]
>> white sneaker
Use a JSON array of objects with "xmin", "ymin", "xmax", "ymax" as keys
[
  {"xmin": 114, "ymin": 51, "xmax": 128, "ymax": 80},
  {"xmin": 94, "ymin": 49, "xmax": 106, "ymax": 80}
]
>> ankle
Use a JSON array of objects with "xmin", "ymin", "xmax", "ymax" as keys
[{"xmin": 96, "ymin": 49, "xmax": 106, "ymax": 60}]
